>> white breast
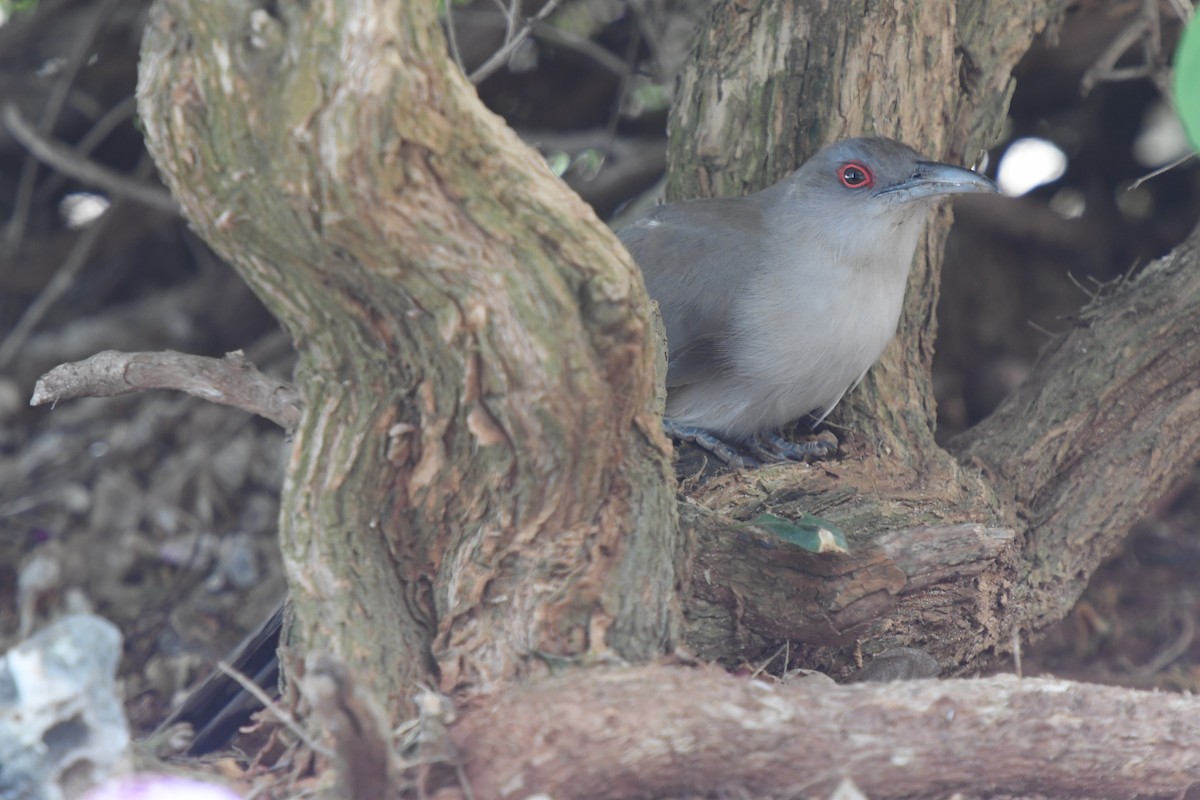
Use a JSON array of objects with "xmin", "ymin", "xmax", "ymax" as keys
[{"xmin": 663, "ymin": 210, "xmax": 924, "ymax": 439}]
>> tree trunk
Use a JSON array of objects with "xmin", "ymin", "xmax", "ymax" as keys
[
  {"xmin": 138, "ymin": 0, "xmax": 681, "ymax": 711},
  {"xmin": 660, "ymin": 0, "xmax": 1200, "ymax": 677},
  {"xmin": 132, "ymin": 0, "xmax": 1200, "ymax": 793},
  {"xmin": 668, "ymin": 0, "xmax": 1057, "ymax": 459},
  {"xmin": 662, "ymin": 0, "xmax": 1049, "ymax": 672}
]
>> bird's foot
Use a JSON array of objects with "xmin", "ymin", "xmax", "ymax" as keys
[
  {"xmin": 662, "ymin": 420, "xmax": 760, "ymax": 469},
  {"xmin": 662, "ymin": 422, "xmax": 837, "ymax": 468},
  {"xmin": 745, "ymin": 430, "xmax": 837, "ymax": 463}
]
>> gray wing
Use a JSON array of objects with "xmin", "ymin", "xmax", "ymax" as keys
[{"xmin": 618, "ymin": 197, "xmax": 766, "ymax": 388}]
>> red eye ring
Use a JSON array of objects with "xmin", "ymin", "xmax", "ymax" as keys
[{"xmin": 838, "ymin": 161, "xmax": 874, "ymax": 189}]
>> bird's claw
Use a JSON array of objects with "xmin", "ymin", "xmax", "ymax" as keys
[
  {"xmin": 746, "ymin": 430, "xmax": 837, "ymax": 463},
  {"xmin": 662, "ymin": 420, "xmax": 760, "ymax": 468},
  {"xmin": 662, "ymin": 421, "xmax": 835, "ymax": 468}
]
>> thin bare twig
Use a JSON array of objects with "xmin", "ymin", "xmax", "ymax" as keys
[
  {"xmin": 749, "ymin": 642, "xmax": 789, "ymax": 679},
  {"xmin": 532, "ymin": 20, "xmax": 629, "ymax": 76},
  {"xmin": 1025, "ymin": 319, "xmax": 1055, "ymax": 339},
  {"xmin": 33, "ymin": 94, "xmax": 140, "ymax": 206},
  {"xmin": 486, "ymin": 0, "xmax": 521, "ymax": 45},
  {"xmin": 1080, "ymin": 0, "xmax": 1169, "ymax": 96},
  {"xmin": 3, "ymin": 0, "xmax": 122, "ymax": 252},
  {"xmin": 456, "ymin": 9, "xmax": 630, "ymax": 77},
  {"xmin": 1066, "ymin": 271, "xmax": 1101, "ymax": 302},
  {"xmin": 1166, "ymin": 0, "xmax": 1192, "ymax": 23},
  {"xmin": 29, "ymin": 349, "xmax": 303, "ymax": 431},
  {"xmin": 217, "ymin": 660, "xmax": 334, "ymax": 759},
  {"xmin": 2, "ymin": 104, "xmax": 178, "ymax": 213},
  {"xmin": 1130, "ymin": 607, "xmax": 1196, "ymax": 678},
  {"xmin": 1127, "ymin": 151, "xmax": 1198, "ymax": 191},
  {"xmin": 1011, "ymin": 626, "xmax": 1023, "ymax": 678},
  {"xmin": 469, "ymin": 0, "xmax": 563, "ymax": 84},
  {"xmin": 444, "ymin": 0, "xmax": 468, "ymax": 77},
  {"xmin": 0, "ymin": 192, "xmax": 118, "ymax": 370},
  {"xmin": 506, "ymin": 0, "xmax": 522, "ymax": 45},
  {"xmin": 0, "ymin": 154, "xmax": 167, "ymax": 370}
]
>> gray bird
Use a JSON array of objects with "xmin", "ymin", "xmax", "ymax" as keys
[{"xmin": 618, "ymin": 137, "xmax": 998, "ymax": 466}]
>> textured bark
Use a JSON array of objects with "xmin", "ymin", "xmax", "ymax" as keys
[
  {"xmin": 684, "ymin": 505, "xmax": 1016, "ymax": 673},
  {"xmin": 137, "ymin": 0, "xmax": 680, "ymax": 711},
  {"xmin": 129, "ymin": 0, "xmax": 1200, "ymax": 794},
  {"xmin": 667, "ymin": 0, "xmax": 1060, "ymax": 456},
  {"xmin": 954, "ymin": 224, "xmax": 1200, "ymax": 633},
  {"xmin": 661, "ymin": 0, "xmax": 1189, "ymax": 675},
  {"xmin": 447, "ymin": 665, "xmax": 1200, "ymax": 799},
  {"xmin": 30, "ymin": 350, "xmax": 302, "ymax": 430}
]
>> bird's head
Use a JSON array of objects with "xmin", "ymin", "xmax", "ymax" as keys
[
  {"xmin": 789, "ymin": 137, "xmax": 998, "ymax": 217},
  {"xmin": 761, "ymin": 136, "xmax": 998, "ymax": 265}
]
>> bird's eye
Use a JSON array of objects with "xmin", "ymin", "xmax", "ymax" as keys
[{"xmin": 838, "ymin": 162, "xmax": 874, "ymax": 189}]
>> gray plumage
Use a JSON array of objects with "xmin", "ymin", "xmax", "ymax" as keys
[{"xmin": 620, "ymin": 137, "xmax": 997, "ymax": 445}]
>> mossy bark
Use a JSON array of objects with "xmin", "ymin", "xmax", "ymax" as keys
[
  {"xmin": 665, "ymin": 0, "xmax": 1199, "ymax": 675},
  {"xmin": 138, "ymin": 0, "xmax": 681, "ymax": 711},
  {"xmin": 135, "ymin": 0, "xmax": 1200, "ymax": 767}
]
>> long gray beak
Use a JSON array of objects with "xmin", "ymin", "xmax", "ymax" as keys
[{"xmin": 877, "ymin": 161, "xmax": 998, "ymax": 201}]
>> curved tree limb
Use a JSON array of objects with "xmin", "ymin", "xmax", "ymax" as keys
[
  {"xmin": 447, "ymin": 664, "xmax": 1200, "ymax": 799},
  {"xmin": 30, "ymin": 349, "xmax": 302, "ymax": 431},
  {"xmin": 137, "ymin": 0, "xmax": 680, "ymax": 711},
  {"xmin": 955, "ymin": 223, "xmax": 1200, "ymax": 631}
]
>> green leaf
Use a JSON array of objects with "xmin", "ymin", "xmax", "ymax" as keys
[
  {"xmin": 545, "ymin": 151, "xmax": 570, "ymax": 177},
  {"xmin": 745, "ymin": 512, "xmax": 849, "ymax": 554},
  {"xmin": 1172, "ymin": 12, "xmax": 1200, "ymax": 152},
  {"xmin": 0, "ymin": 0, "xmax": 38, "ymax": 20},
  {"xmin": 629, "ymin": 77, "xmax": 673, "ymax": 115}
]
